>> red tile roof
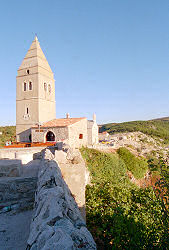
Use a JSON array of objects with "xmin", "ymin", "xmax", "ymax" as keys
[{"xmin": 33, "ymin": 117, "xmax": 86, "ymax": 128}]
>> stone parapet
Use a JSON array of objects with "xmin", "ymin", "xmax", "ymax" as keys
[{"xmin": 27, "ymin": 151, "xmax": 96, "ymax": 249}]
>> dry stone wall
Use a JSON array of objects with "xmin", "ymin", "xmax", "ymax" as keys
[
  {"xmin": 27, "ymin": 149, "xmax": 96, "ymax": 249},
  {"xmin": 0, "ymin": 177, "xmax": 37, "ymax": 211},
  {"xmin": 0, "ymin": 159, "xmax": 22, "ymax": 177}
]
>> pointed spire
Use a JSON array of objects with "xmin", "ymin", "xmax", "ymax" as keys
[
  {"xmin": 18, "ymin": 37, "xmax": 53, "ymax": 74},
  {"xmin": 34, "ymin": 35, "xmax": 38, "ymax": 41}
]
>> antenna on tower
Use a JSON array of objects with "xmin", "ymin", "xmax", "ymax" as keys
[{"xmin": 34, "ymin": 33, "xmax": 38, "ymax": 41}]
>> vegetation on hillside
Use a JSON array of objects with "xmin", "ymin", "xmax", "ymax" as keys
[
  {"xmin": 101, "ymin": 120, "xmax": 169, "ymax": 144},
  {"xmin": 117, "ymin": 147, "xmax": 148, "ymax": 179},
  {"xmin": 81, "ymin": 147, "xmax": 169, "ymax": 249},
  {"xmin": 0, "ymin": 126, "xmax": 16, "ymax": 146}
]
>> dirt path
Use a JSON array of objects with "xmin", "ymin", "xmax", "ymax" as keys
[{"xmin": 0, "ymin": 210, "xmax": 33, "ymax": 250}]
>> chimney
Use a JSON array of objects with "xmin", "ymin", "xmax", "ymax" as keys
[
  {"xmin": 93, "ymin": 113, "xmax": 96, "ymax": 122},
  {"xmin": 66, "ymin": 113, "xmax": 70, "ymax": 119}
]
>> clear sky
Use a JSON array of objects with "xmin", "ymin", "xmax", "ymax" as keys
[{"xmin": 0, "ymin": 0, "xmax": 168, "ymax": 125}]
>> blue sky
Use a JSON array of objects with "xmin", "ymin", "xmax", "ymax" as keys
[{"xmin": 0, "ymin": 0, "xmax": 168, "ymax": 125}]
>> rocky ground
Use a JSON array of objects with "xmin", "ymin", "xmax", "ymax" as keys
[
  {"xmin": 0, "ymin": 210, "xmax": 33, "ymax": 250},
  {"xmin": 98, "ymin": 131, "xmax": 169, "ymax": 163}
]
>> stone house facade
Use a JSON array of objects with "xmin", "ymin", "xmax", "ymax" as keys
[{"xmin": 31, "ymin": 117, "xmax": 89, "ymax": 148}]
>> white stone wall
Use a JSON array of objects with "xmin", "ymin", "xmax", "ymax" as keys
[
  {"xmin": 68, "ymin": 119, "xmax": 88, "ymax": 148},
  {"xmin": 0, "ymin": 147, "xmax": 45, "ymax": 164},
  {"xmin": 92, "ymin": 122, "xmax": 99, "ymax": 144},
  {"xmin": 87, "ymin": 121, "xmax": 99, "ymax": 145}
]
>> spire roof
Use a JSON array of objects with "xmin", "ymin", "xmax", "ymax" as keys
[{"xmin": 18, "ymin": 37, "xmax": 53, "ymax": 73}]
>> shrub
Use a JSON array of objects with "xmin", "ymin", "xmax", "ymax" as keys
[
  {"xmin": 81, "ymin": 147, "xmax": 169, "ymax": 249},
  {"xmin": 117, "ymin": 147, "xmax": 148, "ymax": 179}
]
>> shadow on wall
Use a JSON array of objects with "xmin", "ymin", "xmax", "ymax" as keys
[
  {"xmin": 0, "ymin": 159, "xmax": 22, "ymax": 177},
  {"xmin": 17, "ymin": 128, "xmax": 32, "ymax": 142},
  {"xmin": 0, "ymin": 158, "xmax": 38, "ymax": 214},
  {"xmin": 0, "ymin": 158, "xmax": 41, "ymax": 178},
  {"xmin": 0, "ymin": 146, "xmax": 96, "ymax": 248}
]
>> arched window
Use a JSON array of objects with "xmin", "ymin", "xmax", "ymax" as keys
[
  {"xmin": 29, "ymin": 82, "xmax": 32, "ymax": 90},
  {"xmin": 26, "ymin": 69, "xmax": 30, "ymax": 75},
  {"xmin": 24, "ymin": 82, "xmax": 27, "ymax": 91},
  {"xmin": 48, "ymin": 84, "xmax": 51, "ymax": 94},
  {"xmin": 46, "ymin": 131, "xmax": 55, "ymax": 141},
  {"xmin": 27, "ymin": 107, "xmax": 29, "ymax": 114},
  {"xmin": 44, "ymin": 82, "xmax": 47, "ymax": 91}
]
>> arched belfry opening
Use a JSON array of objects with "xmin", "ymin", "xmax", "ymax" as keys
[{"xmin": 46, "ymin": 131, "xmax": 55, "ymax": 142}]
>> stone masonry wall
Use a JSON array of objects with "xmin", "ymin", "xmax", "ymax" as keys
[
  {"xmin": 0, "ymin": 177, "xmax": 37, "ymax": 211},
  {"xmin": 0, "ymin": 147, "xmax": 46, "ymax": 164},
  {"xmin": 27, "ymin": 150, "xmax": 96, "ymax": 249},
  {"xmin": 68, "ymin": 119, "xmax": 88, "ymax": 148},
  {"xmin": 32, "ymin": 126, "xmax": 68, "ymax": 143}
]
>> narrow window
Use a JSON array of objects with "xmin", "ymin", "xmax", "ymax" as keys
[
  {"xmin": 26, "ymin": 69, "xmax": 30, "ymax": 74},
  {"xmin": 27, "ymin": 108, "xmax": 29, "ymax": 114},
  {"xmin": 48, "ymin": 84, "xmax": 51, "ymax": 93},
  {"xmin": 44, "ymin": 82, "xmax": 47, "ymax": 91},
  {"xmin": 24, "ymin": 82, "xmax": 27, "ymax": 91},
  {"xmin": 29, "ymin": 82, "xmax": 31, "ymax": 90},
  {"xmin": 79, "ymin": 134, "xmax": 83, "ymax": 139}
]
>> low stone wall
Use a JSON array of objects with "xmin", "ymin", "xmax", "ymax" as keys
[
  {"xmin": 0, "ymin": 147, "xmax": 46, "ymax": 164},
  {"xmin": 55, "ymin": 149, "xmax": 87, "ymax": 219},
  {"xmin": 27, "ymin": 155, "xmax": 96, "ymax": 249},
  {"xmin": 0, "ymin": 177, "xmax": 37, "ymax": 211},
  {"xmin": 0, "ymin": 159, "xmax": 22, "ymax": 177}
]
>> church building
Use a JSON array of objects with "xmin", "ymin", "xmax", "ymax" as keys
[{"xmin": 16, "ymin": 37, "xmax": 98, "ymax": 147}]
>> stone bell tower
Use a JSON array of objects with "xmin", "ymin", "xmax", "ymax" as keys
[{"xmin": 16, "ymin": 36, "xmax": 56, "ymax": 142}]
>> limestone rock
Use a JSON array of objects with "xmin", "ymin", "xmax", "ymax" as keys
[
  {"xmin": 27, "ymin": 157, "xmax": 96, "ymax": 250},
  {"xmin": 42, "ymin": 148, "xmax": 55, "ymax": 160}
]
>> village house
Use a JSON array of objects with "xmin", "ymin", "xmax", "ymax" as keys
[
  {"xmin": 99, "ymin": 131, "xmax": 110, "ymax": 141},
  {"xmin": 16, "ymin": 36, "xmax": 98, "ymax": 147}
]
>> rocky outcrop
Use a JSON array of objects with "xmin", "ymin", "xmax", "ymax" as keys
[{"xmin": 27, "ymin": 149, "xmax": 96, "ymax": 249}]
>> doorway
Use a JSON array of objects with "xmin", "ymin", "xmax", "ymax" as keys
[{"xmin": 46, "ymin": 131, "xmax": 55, "ymax": 142}]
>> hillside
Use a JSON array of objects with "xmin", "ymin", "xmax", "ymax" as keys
[
  {"xmin": 152, "ymin": 116, "xmax": 169, "ymax": 121},
  {"xmin": 100, "ymin": 120, "xmax": 169, "ymax": 144},
  {"xmin": 81, "ymin": 147, "xmax": 169, "ymax": 249},
  {"xmin": 0, "ymin": 126, "xmax": 16, "ymax": 146}
]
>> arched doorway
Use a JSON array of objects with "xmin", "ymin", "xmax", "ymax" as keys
[{"xmin": 46, "ymin": 131, "xmax": 55, "ymax": 142}]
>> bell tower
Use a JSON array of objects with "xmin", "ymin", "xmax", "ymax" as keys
[{"xmin": 16, "ymin": 36, "xmax": 56, "ymax": 142}]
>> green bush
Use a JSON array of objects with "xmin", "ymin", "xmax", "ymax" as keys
[
  {"xmin": 81, "ymin": 147, "xmax": 126, "ymax": 184},
  {"xmin": 0, "ymin": 126, "xmax": 16, "ymax": 146},
  {"xmin": 81, "ymin": 147, "xmax": 169, "ymax": 249},
  {"xmin": 117, "ymin": 147, "xmax": 148, "ymax": 179}
]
